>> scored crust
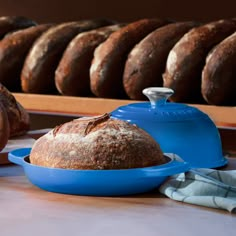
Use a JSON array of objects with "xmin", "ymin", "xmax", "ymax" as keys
[{"xmin": 29, "ymin": 113, "xmax": 165, "ymax": 170}]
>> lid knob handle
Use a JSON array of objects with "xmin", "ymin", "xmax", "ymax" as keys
[{"xmin": 142, "ymin": 87, "xmax": 174, "ymax": 108}]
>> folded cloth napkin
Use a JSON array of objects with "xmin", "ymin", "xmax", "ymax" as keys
[{"xmin": 159, "ymin": 168, "xmax": 236, "ymax": 213}]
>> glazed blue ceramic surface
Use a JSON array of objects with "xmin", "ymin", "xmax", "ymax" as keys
[
  {"xmin": 111, "ymin": 87, "xmax": 227, "ymax": 168},
  {"xmin": 8, "ymin": 148, "xmax": 190, "ymax": 196}
]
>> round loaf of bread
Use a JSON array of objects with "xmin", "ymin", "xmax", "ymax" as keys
[{"xmin": 29, "ymin": 113, "xmax": 165, "ymax": 170}]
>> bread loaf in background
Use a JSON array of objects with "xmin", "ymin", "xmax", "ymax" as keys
[
  {"xmin": 0, "ymin": 15, "xmax": 235, "ymax": 106},
  {"xmin": 0, "ymin": 83, "xmax": 30, "ymax": 137},
  {"xmin": 0, "ymin": 83, "xmax": 30, "ymax": 151},
  {"xmin": 29, "ymin": 113, "xmax": 166, "ymax": 169}
]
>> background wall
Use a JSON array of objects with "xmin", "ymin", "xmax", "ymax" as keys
[{"xmin": 0, "ymin": 0, "xmax": 235, "ymax": 23}]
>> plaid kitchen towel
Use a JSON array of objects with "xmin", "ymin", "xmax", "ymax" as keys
[{"xmin": 159, "ymin": 168, "xmax": 236, "ymax": 213}]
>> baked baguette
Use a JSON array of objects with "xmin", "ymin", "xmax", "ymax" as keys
[
  {"xmin": 163, "ymin": 19, "xmax": 236, "ymax": 103},
  {"xmin": 0, "ymin": 16, "xmax": 36, "ymax": 39},
  {"xmin": 29, "ymin": 113, "xmax": 165, "ymax": 170},
  {"xmin": 0, "ymin": 24, "xmax": 53, "ymax": 91},
  {"xmin": 123, "ymin": 21, "xmax": 199, "ymax": 100},
  {"xmin": 0, "ymin": 83, "xmax": 30, "ymax": 137},
  {"xmin": 201, "ymin": 32, "xmax": 236, "ymax": 106},
  {"xmin": 0, "ymin": 103, "xmax": 9, "ymax": 151},
  {"xmin": 21, "ymin": 19, "xmax": 114, "ymax": 94},
  {"xmin": 55, "ymin": 24, "xmax": 124, "ymax": 96},
  {"xmin": 90, "ymin": 18, "xmax": 170, "ymax": 98}
]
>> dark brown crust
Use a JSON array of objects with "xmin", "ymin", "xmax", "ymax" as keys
[
  {"xmin": 0, "ymin": 103, "xmax": 10, "ymax": 151},
  {"xmin": 0, "ymin": 16, "xmax": 37, "ymax": 39},
  {"xmin": 0, "ymin": 24, "xmax": 53, "ymax": 91},
  {"xmin": 201, "ymin": 32, "xmax": 236, "ymax": 106},
  {"xmin": 90, "ymin": 18, "xmax": 170, "ymax": 99},
  {"xmin": 29, "ymin": 114, "xmax": 165, "ymax": 170},
  {"xmin": 163, "ymin": 19, "xmax": 236, "ymax": 103},
  {"xmin": 0, "ymin": 83, "xmax": 30, "ymax": 137},
  {"xmin": 21, "ymin": 19, "xmax": 114, "ymax": 94},
  {"xmin": 55, "ymin": 24, "xmax": 124, "ymax": 96},
  {"xmin": 123, "ymin": 21, "xmax": 199, "ymax": 100}
]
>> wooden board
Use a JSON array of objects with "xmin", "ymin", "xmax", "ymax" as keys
[{"xmin": 13, "ymin": 93, "xmax": 236, "ymax": 127}]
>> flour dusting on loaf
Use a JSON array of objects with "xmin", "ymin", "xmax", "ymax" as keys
[
  {"xmin": 166, "ymin": 50, "xmax": 178, "ymax": 76},
  {"xmin": 29, "ymin": 113, "xmax": 165, "ymax": 170}
]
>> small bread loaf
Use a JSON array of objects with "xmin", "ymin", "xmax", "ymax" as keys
[
  {"xmin": 55, "ymin": 24, "xmax": 124, "ymax": 96},
  {"xmin": 163, "ymin": 19, "xmax": 236, "ymax": 103},
  {"xmin": 0, "ymin": 103, "xmax": 9, "ymax": 151},
  {"xmin": 0, "ymin": 83, "xmax": 30, "ymax": 137},
  {"xmin": 201, "ymin": 32, "xmax": 236, "ymax": 106},
  {"xmin": 123, "ymin": 21, "xmax": 199, "ymax": 100},
  {"xmin": 90, "ymin": 18, "xmax": 170, "ymax": 98},
  {"xmin": 21, "ymin": 19, "xmax": 114, "ymax": 94},
  {"xmin": 29, "ymin": 113, "xmax": 165, "ymax": 170}
]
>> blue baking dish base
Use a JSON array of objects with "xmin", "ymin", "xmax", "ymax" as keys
[{"xmin": 8, "ymin": 148, "xmax": 190, "ymax": 196}]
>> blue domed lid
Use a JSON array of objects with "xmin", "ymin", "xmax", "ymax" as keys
[{"xmin": 111, "ymin": 87, "xmax": 208, "ymax": 122}]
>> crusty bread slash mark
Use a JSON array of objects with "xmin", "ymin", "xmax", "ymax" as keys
[{"xmin": 84, "ymin": 113, "xmax": 110, "ymax": 135}]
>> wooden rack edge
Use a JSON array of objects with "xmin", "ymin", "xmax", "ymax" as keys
[{"xmin": 13, "ymin": 93, "xmax": 236, "ymax": 127}]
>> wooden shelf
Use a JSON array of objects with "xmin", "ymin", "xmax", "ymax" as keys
[
  {"xmin": 13, "ymin": 93, "xmax": 236, "ymax": 127},
  {"xmin": 13, "ymin": 93, "xmax": 134, "ymax": 116}
]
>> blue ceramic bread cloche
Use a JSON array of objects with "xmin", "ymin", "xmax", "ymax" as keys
[{"xmin": 111, "ymin": 87, "xmax": 227, "ymax": 168}]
